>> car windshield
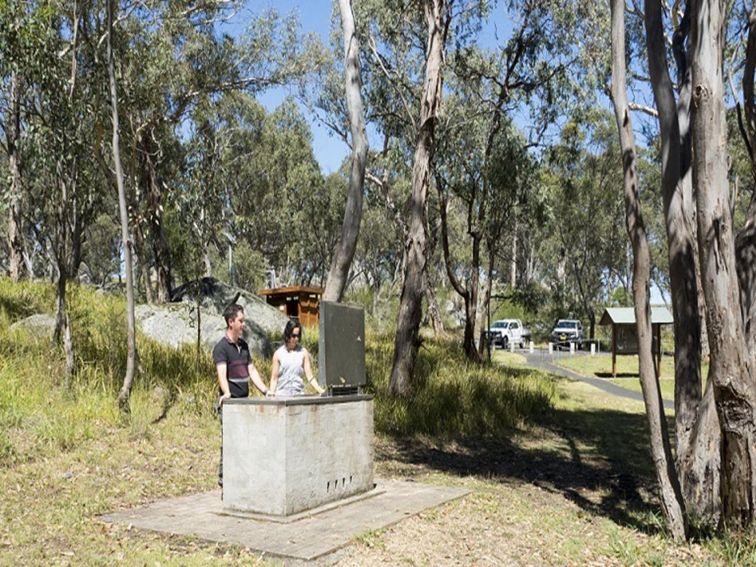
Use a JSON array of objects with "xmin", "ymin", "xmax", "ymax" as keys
[
  {"xmin": 492, "ymin": 321, "xmax": 508, "ymax": 329},
  {"xmin": 555, "ymin": 321, "xmax": 577, "ymax": 329}
]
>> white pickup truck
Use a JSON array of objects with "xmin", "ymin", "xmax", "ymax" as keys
[{"xmin": 486, "ymin": 319, "xmax": 530, "ymax": 349}]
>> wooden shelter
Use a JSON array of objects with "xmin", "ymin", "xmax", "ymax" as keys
[
  {"xmin": 258, "ymin": 285, "xmax": 323, "ymax": 327},
  {"xmin": 599, "ymin": 307, "xmax": 673, "ymax": 378}
]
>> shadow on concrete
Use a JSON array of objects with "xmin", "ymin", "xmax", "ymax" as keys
[{"xmin": 377, "ymin": 404, "xmax": 671, "ymax": 536}]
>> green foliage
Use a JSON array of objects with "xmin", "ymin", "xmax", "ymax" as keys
[
  {"xmin": 507, "ymin": 282, "xmax": 548, "ymax": 316},
  {"xmin": 231, "ymin": 240, "xmax": 267, "ymax": 291},
  {"xmin": 365, "ymin": 332, "xmax": 556, "ymax": 438},
  {"xmin": 82, "ymin": 214, "xmax": 121, "ymax": 285}
]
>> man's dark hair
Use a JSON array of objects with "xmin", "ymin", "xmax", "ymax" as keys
[
  {"xmin": 223, "ymin": 304, "xmax": 244, "ymax": 327},
  {"xmin": 283, "ymin": 319, "xmax": 302, "ymax": 341}
]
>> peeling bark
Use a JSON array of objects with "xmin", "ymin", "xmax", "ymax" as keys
[{"xmin": 691, "ymin": 0, "xmax": 756, "ymax": 529}]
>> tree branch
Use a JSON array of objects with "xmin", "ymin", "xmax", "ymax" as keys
[{"xmin": 628, "ymin": 101, "xmax": 659, "ymax": 117}]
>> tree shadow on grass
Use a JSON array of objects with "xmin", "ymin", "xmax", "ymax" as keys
[
  {"xmin": 377, "ymin": 405, "xmax": 668, "ymax": 535},
  {"xmin": 0, "ymin": 295, "xmax": 38, "ymax": 322},
  {"xmin": 595, "ymin": 372, "xmax": 639, "ymax": 378}
]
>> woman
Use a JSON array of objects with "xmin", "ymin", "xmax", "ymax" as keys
[{"xmin": 269, "ymin": 320, "xmax": 325, "ymax": 396}]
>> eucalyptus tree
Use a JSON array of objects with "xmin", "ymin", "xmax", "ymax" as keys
[
  {"xmin": 0, "ymin": 2, "xmax": 33, "ymax": 281},
  {"xmin": 322, "ymin": 0, "xmax": 369, "ymax": 303},
  {"xmin": 385, "ymin": 0, "xmax": 454, "ymax": 396},
  {"xmin": 0, "ymin": 2, "xmax": 52, "ymax": 281},
  {"xmin": 641, "ymin": 2, "xmax": 719, "ymax": 524},
  {"xmin": 112, "ymin": 3, "xmax": 322, "ymax": 302},
  {"xmin": 610, "ymin": 0, "xmax": 687, "ymax": 541},
  {"xmin": 432, "ymin": 0, "xmax": 575, "ymax": 361},
  {"xmin": 600, "ymin": 0, "xmax": 756, "ymax": 532},
  {"xmin": 3, "ymin": 1, "xmax": 110, "ymax": 380},
  {"xmin": 352, "ymin": 181, "xmax": 405, "ymax": 317},
  {"xmin": 0, "ymin": 70, "xmax": 24, "ymax": 281},
  {"xmin": 242, "ymin": 99, "xmax": 338, "ymax": 284},
  {"xmin": 183, "ymin": 94, "xmax": 337, "ymax": 287},
  {"xmin": 107, "ymin": 0, "xmax": 137, "ymax": 411},
  {"xmin": 112, "ymin": 0, "xmax": 240, "ymax": 302},
  {"xmin": 689, "ymin": 0, "xmax": 755, "ymax": 529},
  {"xmin": 433, "ymin": 90, "xmax": 533, "ymax": 361},
  {"xmin": 540, "ymin": 112, "xmax": 628, "ymax": 335}
]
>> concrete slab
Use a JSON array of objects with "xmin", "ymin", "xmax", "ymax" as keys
[{"xmin": 100, "ymin": 479, "xmax": 469, "ymax": 561}]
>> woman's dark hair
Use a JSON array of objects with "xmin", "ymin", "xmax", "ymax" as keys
[{"xmin": 283, "ymin": 319, "xmax": 302, "ymax": 341}]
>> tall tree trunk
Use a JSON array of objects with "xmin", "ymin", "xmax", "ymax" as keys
[
  {"xmin": 510, "ymin": 225, "xmax": 517, "ymax": 289},
  {"xmin": 644, "ymin": 0, "xmax": 720, "ymax": 524},
  {"xmin": 108, "ymin": 0, "xmax": 137, "ymax": 412},
  {"xmin": 465, "ymin": 233, "xmax": 482, "ymax": 360},
  {"xmin": 145, "ymin": 152, "xmax": 172, "ymax": 302},
  {"xmin": 423, "ymin": 268, "xmax": 445, "ymax": 335},
  {"xmin": 7, "ymin": 72, "xmax": 26, "ymax": 282},
  {"xmin": 437, "ymin": 175, "xmax": 480, "ymax": 362},
  {"xmin": 611, "ymin": 0, "xmax": 688, "ymax": 540},
  {"xmin": 53, "ymin": 164, "xmax": 71, "ymax": 348},
  {"xmin": 133, "ymin": 225, "xmax": 154, "ymax": 304},
  {"xmin": 53, "ymin": 251, "xmax": 67, "ymax": 347},
  {"xmin": 736, "ymin": 202, "xmax": 756, "ymax": 372},
  {"xmin": 323, "ymin": 0, "xmax": 368, "ymax": 303},
  {"xmin": 737, "ymin": 3, "xmax": 756, "ymax": 373},
  {"xmin": 478, "ymin": 243, "xmax": 496, "ymax": 357},
  {"xmin": 691, "ymin": 0, "xmax": 756, "ymax": 530},
  {"xmin": 389, "ymin": 0, "xmax": 451, "ymax": 396}
]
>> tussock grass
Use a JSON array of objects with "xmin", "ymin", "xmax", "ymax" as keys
[
  {"xmin": 0, "ymin": 280, "xmax": 217, "ymax": 467},
  {"xmin": 0, "ymin": 279, "xmax": 745, "ymax": 565},
  {"xmin": 365, "ymin": 333, "xmax": 556, "ymax": 438}
]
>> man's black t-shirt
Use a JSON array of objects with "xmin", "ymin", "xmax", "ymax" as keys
[{"xmin": 212, "ymin": 335, "xmax": 251, "ymax": 398}]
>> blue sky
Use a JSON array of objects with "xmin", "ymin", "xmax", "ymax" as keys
[
  {"xmin": 222, "ymin": 1, "xmax": 512, "ymax": 174},
  {"xmin": 221, "ymin": 1, "xmax": 347, "ymax": 173}
]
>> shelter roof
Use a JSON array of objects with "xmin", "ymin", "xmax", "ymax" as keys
[
  {"xmin": 258, "ymin": 286, "xmax": 324, "ymax": 296},
  {"xmin": 599, "ymin": 306, "xmax": 673, "ymax": 326}
]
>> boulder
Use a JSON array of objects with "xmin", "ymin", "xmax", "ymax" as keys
[
  {"xmin": 8, "ymin": 313, "xmax": 56, "ymax": 338},
  {"xmin": 135, "ymin": 302, "xmax": 273, "ymax": 358},
  {"xmin": 170, "ymin": 277, "xmax": 289, "ymax": 335}
]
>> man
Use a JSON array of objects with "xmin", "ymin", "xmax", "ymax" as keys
[{"xmin": 213, "ymin": 303, "xmax": 269, "ymax": 488}]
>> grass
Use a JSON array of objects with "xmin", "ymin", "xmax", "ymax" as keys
[
  {"xmin": 555, "ymin": 353, "xmax": 676, "ymax": 399},
  {"xmin": 555, "ymin": 352, "xmax": 711, "ymax": 402},
  {"xmin": 365, "ymin": 333, "xmax": 556, "ymax": 437},
  {"xmin": 0, "ymin": 278, "xmax": 747, "ymax": 565}
]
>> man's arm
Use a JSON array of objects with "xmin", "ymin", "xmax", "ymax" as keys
[
  {"xmin": 247, "ymin": 360, "xmax": 269, "ymax": 396},
  {"xmin": 304, "ymin": 351, "xmax": 325, "ymax": 394},
  {"xmin": 216, "ymin": 362, "xmax": 231, "ymax": 401}
]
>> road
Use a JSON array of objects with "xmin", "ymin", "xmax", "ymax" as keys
[{"xmin": 519, "ymin": 349, "xmax": 675, "ymax": 410}]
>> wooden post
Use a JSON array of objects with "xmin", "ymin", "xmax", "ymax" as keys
[
  {"xmin": 653, "ymin": 324, "xmax": 660, "ymax": 378},
  {"xmin": 612, "ymin": 324, "xmax": 617, "ymax": 377}
]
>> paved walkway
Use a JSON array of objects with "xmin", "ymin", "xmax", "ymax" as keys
[
  {"xmin": 100, "ymin": 479, "xmax": 468, "ymax": 562},
  {"xmin": 521, "ymin": 350, "xmax": 674, "ymax": 410}
]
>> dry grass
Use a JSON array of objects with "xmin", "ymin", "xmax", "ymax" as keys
[{"xmin": 0, "ymin": 279, "xmax": 748, "ymax": 565}]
